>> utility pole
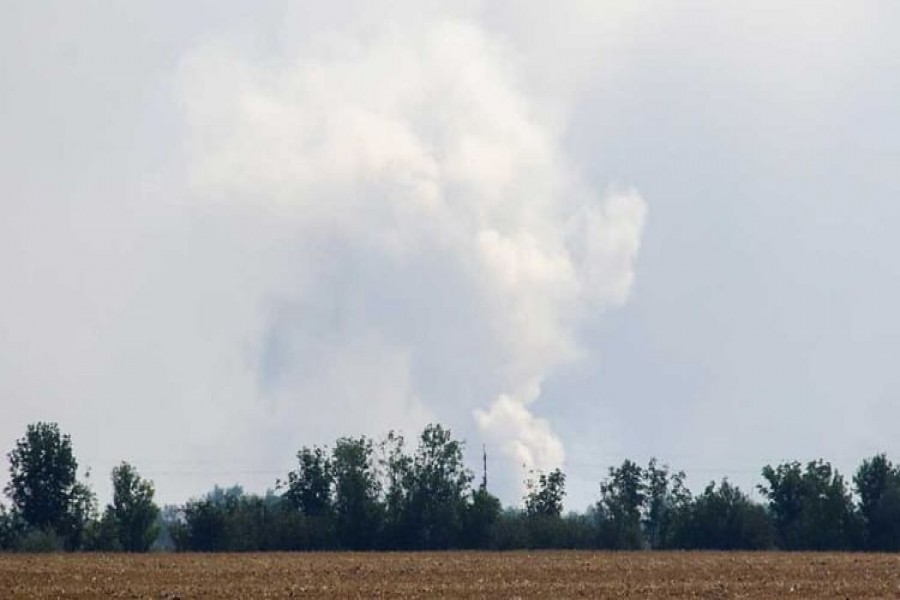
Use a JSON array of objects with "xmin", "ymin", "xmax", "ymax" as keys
[{"xmin": 481, "ymin": 444, "xmax": 488, "ymax": 490}]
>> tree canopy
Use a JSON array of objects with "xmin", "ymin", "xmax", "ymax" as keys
[
  {"xmin": 4, "ymin": 422, "xmax": 95, "ymax": 549},
  {"xmin": 107, "ymin": 462, "xmax": 160, "ymax": 552},
  {"xmin": 6, "ymin": 421, "xmax": 900, "ymax": 553}
]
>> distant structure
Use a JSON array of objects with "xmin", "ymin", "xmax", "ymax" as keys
[{"xmin": 481, "ymin": 444, "xmax": 488, "ymax": 490}]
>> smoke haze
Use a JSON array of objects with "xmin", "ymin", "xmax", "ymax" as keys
[
  {"xmin": 3, "ymin": 1, "xmax": 899, "ymax": 509},
  {"xmin": 179, "ymin": 12, "xmax": 645, "ymax": 494}
]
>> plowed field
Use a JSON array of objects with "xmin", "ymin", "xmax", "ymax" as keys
[{"xmin": 2, "ymin": 551, "xmax": 899, "ymax": 598}]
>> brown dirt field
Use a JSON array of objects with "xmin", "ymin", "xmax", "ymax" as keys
[{"xmin": 1, "ymin": 551, "xmax": 899, "ymax": 599}]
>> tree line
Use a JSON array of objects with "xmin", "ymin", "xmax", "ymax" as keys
[{"xmin": 3, "ymin": 421, "xmax": 900, "ymax": 552}]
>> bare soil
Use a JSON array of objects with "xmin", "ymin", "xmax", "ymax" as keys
[{"xmin": 2, "ymin": 551, "xmax": 899, "ymax": 598}]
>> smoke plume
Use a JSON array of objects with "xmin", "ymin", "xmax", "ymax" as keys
[{"xmin": 180, "ymin": 11, "xmax": 646, "ymax": 496}]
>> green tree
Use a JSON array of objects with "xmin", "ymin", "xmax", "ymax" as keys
[
  {"xmin": 658, "ymin": 469, "xmax": 693, "ymax": 548},
  {"xmin": 332, "ymin": 436, "xmax": 383, "ymax": 549},
  {"xmin": 675, "ymin": 479, "xmax": 773, "ymax": 549},
  {"xmin": 597, "ymin": 459, "xmax": 645, "ymax": 549},
  {"xmin": 522, "ymin": 468, "xmax": 568, "ymax": 548},
  {"xmin": 379, "ymin": 431, "xmax": 413, "ymax": 548},
  {"xmin": 643, "ymin": 459, "xmax": 690, "ymax": 549},
  {"xmin": 0, "ymin": 504, "xmax": 23, "ymax": 550},
  {"xmin": 854, "ymin": 454, "xmax": 900, "ymax": 551},
  {"xmin": 524, "ymin": 468, "xmax": 566, "ymax": 518},
  {"xmin": 394, "ymin": 424, "xmax": 473, "ymax": 549},
  {"xmin": 107, "ymin": 462, "xmax": 160, "ymax": 552},
  {"xmin": 170, "ymin": 486, "xmax": 314, "ymax": 552},
  {"xmin": 462, "ymin": 487, "xmax": 501, "ymax": 548},
  {"xmin": 173, "ymin": 498, "xmax": 227, "ymax": 551},
  {"xmin": 285, "ymin": 446, "xmax": 333, "ymax": 517},
  {"xmin": 171, "ymin": 485, "xmax": 255, "ymax": 551},
  {"xmin": 67, "ymin": 480, "xmax": 97, "ymax": 550},
  {"xmin": 4, "ymin": 422, "xmax": 94, "ymax": 549},
  {"xmin": 758, "ymin": 461, "xmax": 803, "ymax": 548},
  {"xmin": 759, "ymin": 460, "xmax": 860, "ymax": 550},
  {"xmin": 84, "ymin": 509, "xmax": 121, "ymax": 551},
  {"xmin": 283, "ymin": 446, "xmax": 335, "ymax": 548}
]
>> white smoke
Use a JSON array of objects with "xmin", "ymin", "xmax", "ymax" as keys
[{"xmin": 180, "ymin": 13, "xmax": 645, "ymax": 495}]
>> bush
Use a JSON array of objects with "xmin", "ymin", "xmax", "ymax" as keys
[
  {"xmin": 0, "ymin": 507, "xmax": 23, "ymax": 551},
  {"xmin": 489, "ymin": 510, "xmax": 530, "ymax": 550},
  {"xmin": 17, "ymin": 528, "xmax": 65, "ymax": 553},
  {"xmin": 82, "ymin": 513, "xmax": 122, "ymax": 552}
]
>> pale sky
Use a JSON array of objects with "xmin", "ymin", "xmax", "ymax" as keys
[{"xmin": 2, "ymin": 1, "xmax": 899, "ymax": 509}]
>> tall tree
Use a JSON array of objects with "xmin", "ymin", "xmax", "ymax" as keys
[
  {"xmin": 675, "ymin": 479, "xmax": 773, "ymax": 550},
  {"xmin": 4, "ymin": 422, "xmax": 94, "ymax": 547},
  {"xmin": 285, "ymin": 446, "xmax": 333, "ymax": 518},
  {"xmin": 758, "ymin": 461, "xmax": 804, "ymax": 548},
  {"xmin": 854, "ymin": 454, "xmax": 900, "ymax": 551},
  {"xmin": 597, "ymin": 459, "xmax": 645, "ymax": 549},
  {"xmin": 658, "ymin": 468, "xmax": 693, "ymax": 548},
  {"xmin": 379, "ymin": 431, "xmax": 413, "ymax": 548},
  {"xmin": 404, "ymin": 424, "xmax": 473, "ymax": 548},
  {"xmin": 283, "ymin": 446, "xmax": 336, "ymax": 548},
  {"xmin": 524, "ymin": 468, "xmax": 566, "ymax": 518},
  {"xmin": 107, "ymin": 462, "xmax": 160, "ymax": 552},
  {"xmin": 759, "ymin": 460, "xmax": 860, "ymax": 550},
  {"xmin": 643, "ymin": 458, "xmax": 682, "ymax": 549},
  {"xmin": 463, "ymin": 487, "xmax": 501, "ymax": 548},
  {"xmin": 523, "ymin": 468, "xmax": 568, "ymax": 548},
  {"xmin": 332, "ymin": 436, "xmax": 382, "ymax": 549},
  {"xmin": 0, "ymin": 503, "xmax": 21, "ymax": 550}
]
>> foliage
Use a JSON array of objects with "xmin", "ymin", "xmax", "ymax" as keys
[
  {"xmin": 83, "ymin": 511, "xmax": 122, "ymax": 551},
  {"xmin": 671, "ymin": 479, "xmax": 773, "ymax": 549},
  {"xmin": 285, "ymin": 447, "xmax": 333, "ymax": 518},
  {"xmin": 462, "ymin": 487, "xmax": 501, "ymax": 547},
  {"xmin": 0, "ymin": 505, "xmax": 23, "ymax": 550},
  {"xmin": 379, "ymin": 431, "xmax": 413, "ymax": 547},
  {"xmin": 401, "ymin": 424, "xmax": 473, "ymax": 549},
  {"xmin": 16, "ymin": 527, "xmax": 66, "ymax": 553},
  {"xmin": 643, "ymin": 459, "xmax": 691, "ymax": 549},
  {"xmin": 107, "ymin": 462, "xmax": 160, "ymax": 552},
  {"xmin": 525, "ymin": 468, "xmax": 566, "ymax": 518},
  {"xmin": 759, "ymin": 460, "xmax": 861, "ymax": 550},
  {"xmin": 170, "ymin": 485, "xmax": 313, "ymax": 552},
  {"xmin": 4, "ymin": 423, "xmax": 95, "ymax": 549},
  {"xmin": 12, "ymin": 421, "xmax": 900, "ymax": 553},
  {"xmin": 597, "ymin": 459, "xmax": 646, "ymax": 548},
  {"xmin": 332, "ymin": 436, "xmax": 383, "ymax": 549},
  {"xmin": 854, "ymin": 453, "xmax": 900, "ymax": 551}
]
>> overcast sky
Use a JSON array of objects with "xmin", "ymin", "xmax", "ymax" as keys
[{"xmin": 2, "ymin": 1, "xmax": 899, "ymax": 509}]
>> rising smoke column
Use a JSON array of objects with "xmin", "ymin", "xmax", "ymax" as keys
[{"xmin": 180, "ymin": 15, "xmax": 646, "ymax": 497}]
